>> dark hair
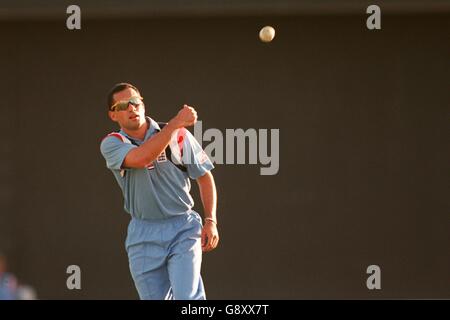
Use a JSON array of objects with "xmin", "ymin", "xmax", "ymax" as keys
[{"xmin": 107, "ymin": 83, "xmax": 141, "ymax": 110}]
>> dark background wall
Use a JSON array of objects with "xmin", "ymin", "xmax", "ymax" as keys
[{"xmin": 0, "ymin": 3, "xmax": 448, "ymax": 299}]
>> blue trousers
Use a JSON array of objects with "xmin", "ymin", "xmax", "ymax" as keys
[{"xmin": 125, "ymin": 211, "xmax": 205, "ymax": 300}]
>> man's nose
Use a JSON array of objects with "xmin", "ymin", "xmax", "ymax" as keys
[{"xmin": 127, "ymin": 103, "xmax": 137, "ymax": 111}]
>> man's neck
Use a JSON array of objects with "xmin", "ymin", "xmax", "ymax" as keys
[{"xmin": 122, "ymin": 119, "xmax": 149, "ymax": 141}]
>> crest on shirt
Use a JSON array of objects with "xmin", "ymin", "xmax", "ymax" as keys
[{"xmin": 157, "ymin": 151, "xmax": 167, "ymax": 163}]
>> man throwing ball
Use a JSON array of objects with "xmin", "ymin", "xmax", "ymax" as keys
[{"xmin": 100, "ymin": 83, "xmax": 219, "ymax": 300}]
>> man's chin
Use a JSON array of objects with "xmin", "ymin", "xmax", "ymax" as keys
[{"xmin": 124, "ymin": 121, "xmax": 144, "ymax": 131}]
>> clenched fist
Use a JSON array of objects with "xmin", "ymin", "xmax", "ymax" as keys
[{"xmin": 171, "ymin": 105, "xmax": 198, "ymax": 129}]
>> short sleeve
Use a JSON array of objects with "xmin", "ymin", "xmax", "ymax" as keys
[
  {"xmin": 181, "ymin": 130, "xmax": 214, "ymax": 179},
  {"xmin": 100, "ymin": 135, "xmax": 137, "ymax": 170}
]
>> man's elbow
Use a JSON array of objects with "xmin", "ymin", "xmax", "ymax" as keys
[{"xmin": 196, "ymin": 171, "xmax": 214, "ymax": 183}]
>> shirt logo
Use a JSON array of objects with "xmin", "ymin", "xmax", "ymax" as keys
[{"xmin": 157, "ymin": 151, "xmax": 167, "ymax": 163}]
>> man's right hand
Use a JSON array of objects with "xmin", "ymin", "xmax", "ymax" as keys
[
  {"xmin": 121, "ymin": 104, "xmax": 197, "ymax": 169},
  {"xmin": 170, "ymin": 105, "xmax": 198, "ymax": 128}
]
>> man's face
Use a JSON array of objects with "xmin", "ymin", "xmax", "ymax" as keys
[{"xmin": 108, "ymin": 88, "xmax": 146, "ymax": 131}]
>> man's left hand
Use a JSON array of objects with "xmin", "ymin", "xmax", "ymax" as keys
[{"xmin": 201, "ymin": 221, "xmax": 219, "ymax": 252}]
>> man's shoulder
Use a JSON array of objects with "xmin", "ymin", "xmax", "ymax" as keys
[
  {"xmin": 100, "ymin": 132, "xmax": 130, "ymax": 155},
  {"xmin": 102, "ymin": 132, "xmax": 125, "ymax": 143}
]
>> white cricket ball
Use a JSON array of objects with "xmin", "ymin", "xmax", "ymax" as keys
[{"xmin": 259, "ymin": 26, "xmax": 276, "ymax": 43}]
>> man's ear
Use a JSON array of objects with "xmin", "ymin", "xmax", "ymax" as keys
[{"xmin": 108, "ymin": 111, "xmax": 118, "ymax": 122}]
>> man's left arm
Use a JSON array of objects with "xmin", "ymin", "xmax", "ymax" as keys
[{"xmin": 196, "ymin": 171, "xmax": 219, "ymax": 252}]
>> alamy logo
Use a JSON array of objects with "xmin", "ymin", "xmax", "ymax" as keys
[
  {"xmin": 66, "ymin": 265, "xmax": 81, "ymax": 290},
  {"xmin": 366, "ymin": 5, "xmax": 381, "ymax": 30},
  {"xmin": 366, "ymin": 265, "xmax": 381, "ymax": 290},
  {"xmin": 66, "ymin": 5, "xmax": 81, "ymax": 30},
  {"xmin": 192, "ymin": 121, "xmax": 279, "ymax": 176}
]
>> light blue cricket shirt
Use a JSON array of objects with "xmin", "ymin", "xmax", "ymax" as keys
[{"xmin": 100, "ymin": 117, "xmax": 214, "ymax": 220}]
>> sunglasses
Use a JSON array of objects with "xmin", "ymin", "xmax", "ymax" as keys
[{"xmin": 110, "ymin": 96, "xmax": 144, "ymax": 111}]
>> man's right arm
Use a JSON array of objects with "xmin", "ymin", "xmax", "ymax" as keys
[{"xmin": 123, "ymin": 105, "xmax": 197, "ymax": 169}]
